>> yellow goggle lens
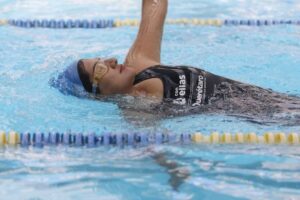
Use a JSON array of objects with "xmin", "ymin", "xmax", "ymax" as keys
[{"xmin": 93, "ymin": 62, "xmax": 109, "ymax": 84}]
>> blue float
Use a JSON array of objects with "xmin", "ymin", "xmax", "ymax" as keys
[{"xmin": 20, "ymin": 132, "xmax": 31, "ymax": 146}]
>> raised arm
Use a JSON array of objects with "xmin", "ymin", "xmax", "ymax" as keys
[{"xmin": 124, "ymin": 0, "xmax": 168, "ymax": 70}]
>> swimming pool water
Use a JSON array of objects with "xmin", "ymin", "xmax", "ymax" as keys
[{"xmin": 0, "ymin": 0, "xmax": 300, "ymax": 199}]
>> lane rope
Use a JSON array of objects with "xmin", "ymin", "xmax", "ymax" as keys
[
  {"xmin": 0, "ymin": 19, "xmax": 299, "ymax": 28},
  {"xmin": 0, "ymin": 131, "xmax": 299, "ymax": 147},
  {"xmin": 0, "ymin": 19, "xmax": 8, "ymax": 26}
]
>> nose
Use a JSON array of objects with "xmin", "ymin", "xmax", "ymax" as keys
[{"xmin": 107, "ymin": 58, "xmax": 118, "ymax": 68}]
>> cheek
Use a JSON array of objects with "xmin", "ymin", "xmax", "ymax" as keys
[{"xmin": 102, "ymin": 72, "xmax": 134, "ymax": 93}]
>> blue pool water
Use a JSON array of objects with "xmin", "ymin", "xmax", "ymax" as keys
[{"xmin": 1, "ymin": 0, "xmax": 300, "ymax": 199}]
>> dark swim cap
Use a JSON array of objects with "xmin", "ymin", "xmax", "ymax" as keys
[
  {"xmin": 77, "ymin": 59, "xmax": 101, "ymax": 95},
  {"xmin": 50, "ymin": 60, "xmax": 89, "ymax": 97},
  {"xmin": 77, "ymin": 60, "xmax": 93, "ymax": 93}
]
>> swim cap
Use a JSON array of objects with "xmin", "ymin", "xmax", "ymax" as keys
[
  {"xmin": 77, "ymin": 59, "xmax": 94, "ymax": 93},
  {"xmin": 50, "ymin": 60, "xmax": 89, "ymax": 97}
]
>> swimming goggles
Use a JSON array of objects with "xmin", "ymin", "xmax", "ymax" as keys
[{"xmin": 92, "ymin": 58, "xmax": 109, "ymax": 94}]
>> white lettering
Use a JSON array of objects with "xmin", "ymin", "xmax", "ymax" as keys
[
  {"xmin": 175, "ymin": 87, "xmax": 179, "ymax": 96},
  {"xmin": 173, "ymin": 75, "xmax": 187, "ymax": 105},
  {"xmin": 173, "ymin": 98, "xmax": 186, "ymax": 105},
  {"xmin": 178, "ymin": 75, "xmax": 186, "ymax": 97},
  {"xmin": 179, "ymin": 79, "xmax": 186, "ymax": 85},
  {"xmin": 192, "ymin": 75, "xmax": 204, "ymax": 107}
]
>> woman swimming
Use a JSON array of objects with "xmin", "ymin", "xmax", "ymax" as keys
[{"xmin": 52, "ymin": 0, "xmax": 300, "ymax": 125}]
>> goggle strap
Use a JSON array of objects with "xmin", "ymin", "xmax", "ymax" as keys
[{"xmin": 92, "ymin": 83, "xmax": 98, "ymax": 95}]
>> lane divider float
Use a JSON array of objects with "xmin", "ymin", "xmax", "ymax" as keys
[
  {"xmin": 0, "ymin": 131, "xmax": 299, "ymax": 147},
  {"xmin": 0, "ymin": 19, "xmax": 299, "ymax": 29},
  {"xmin": 0, "ymin": 19, "xmax": 8, "ymax": 26}
]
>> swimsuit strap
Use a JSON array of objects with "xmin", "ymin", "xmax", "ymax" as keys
[{"xmin": 133, "ymin": 65, "xmax": 163, "ymax": 85}]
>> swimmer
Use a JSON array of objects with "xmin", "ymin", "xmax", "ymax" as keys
[{"xmin": 52, "ymin": 0, "xmax": 300, "ymax": 125}]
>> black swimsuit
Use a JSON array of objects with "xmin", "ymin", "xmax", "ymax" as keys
[{"xmin": 133, "ymin": 65, "xmax": 235, "ymax": 106}]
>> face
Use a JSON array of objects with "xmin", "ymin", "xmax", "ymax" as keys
[{"xmin": 78, "ymin": 57, "xmax": 135, "ymax": 95}]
